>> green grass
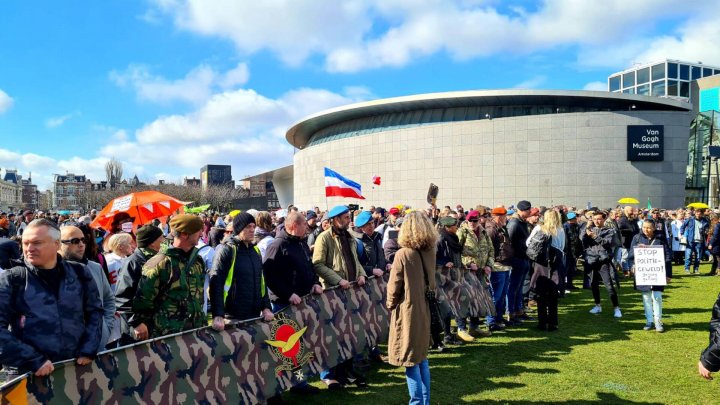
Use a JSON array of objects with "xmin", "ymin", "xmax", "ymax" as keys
[{"xmin": 284, "ymin": 263, "xmax": 720, "ymax": 404}]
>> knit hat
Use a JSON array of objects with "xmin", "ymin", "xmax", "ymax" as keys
[
  {"xmin": 136, "ymin": 225, "xmax": 164, "ymax": 248},
  {"xmin": 170, "ymin": 214, "xmax": 204, "ymax": 234},
  {"xmin": 232, "ymin": 212, "xmax": 256, "ymax": 234},
  {"xmin": 517, "ymin": 200, "xmax": 532, "ymax": 211},
  {"xmin": 306, "ymin": 211, "xmax": 318, "ymax": 221}
]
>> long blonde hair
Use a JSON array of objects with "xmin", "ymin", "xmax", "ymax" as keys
[
  {"xmin": 540, "ymin": 210, "xmax": 561, "ymax": 236},
  {"xmin": 398, "ymin": 211, "xmax": 438, "ymax": 250}
]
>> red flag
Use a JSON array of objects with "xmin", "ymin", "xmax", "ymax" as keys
[{"xmin": 372, "ymin": 176, "xmax": 381, "ymax": 186}]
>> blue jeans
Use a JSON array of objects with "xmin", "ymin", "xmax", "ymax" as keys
[
  {"xmin": 508, "ymin": 258, "xmax": 530, "ymax": 315},
  {"xmin": 487, "ymin": 271, "xmax": 511, "ymax": 325},
  {"xmin": 685, "ymin": 242, "xmax": 704, "ymax": 272},
  {"xmin": 405, "ymin": 359, "xmax": 430, "ymax": 405}
]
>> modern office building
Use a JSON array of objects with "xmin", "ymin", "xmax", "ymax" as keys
[
  {"xmin": 608, "ymin": 59, "xmax": 720, "ymax": 100},
  {"xmin": 286, "ymin": 90, "xmax": 693, "ymax": 210},
  {"xmin": 200, "ymin": 164, "xmax": 233, "ymax": 190}
]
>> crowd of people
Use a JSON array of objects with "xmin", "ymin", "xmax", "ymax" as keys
[{"xmin": 2, "ymin": 200, "xmax": 720, "ymax": 404}]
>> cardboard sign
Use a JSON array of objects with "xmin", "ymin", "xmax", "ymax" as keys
[{"xmin": 634, "ymin": 246, "xmax": 667, "ymax": 286}]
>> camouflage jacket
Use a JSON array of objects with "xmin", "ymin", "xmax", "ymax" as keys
[
  {"xmin": 457, "ymin": 222, "xmax": 495, "ymax": 270},
  {"xmin": 132, "ymin": 246, "xmax": 206, "ymax": 337}
]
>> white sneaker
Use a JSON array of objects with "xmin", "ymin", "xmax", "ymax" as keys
[
  {"xmin": 614, "ymin": 308, "xmax": 622, "ymax": 318},
  {"xmin": 589, "ymin": 305, "xmax": 602, "ymax": 314}
]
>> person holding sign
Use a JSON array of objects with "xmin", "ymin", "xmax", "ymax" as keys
[{"xmin": 629, "ymin": 219, "xmax": 672, "ymax": 332}]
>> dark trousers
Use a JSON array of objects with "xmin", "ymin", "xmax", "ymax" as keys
[
  {"xmin": 590, "ymin": 262, "xmax": 619, "ymax": 307},
  {"xmin": 535, "ymin": 275, "xmax": 559, "ymax": 328},
  {"xmin": 711, "ymin": 254, "xmax": 720, "ymax": 275},
  {"xmin": 565, "ymin": 255, "xmax": 577, "ymax": 289}
]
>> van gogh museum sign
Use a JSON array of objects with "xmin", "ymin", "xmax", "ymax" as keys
[{"xmin": 627, "ymin": 125, "xmax": 664, "ymax": 161}]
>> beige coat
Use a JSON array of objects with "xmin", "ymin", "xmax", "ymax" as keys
[
  {"xmin": 312, "ymin": 227, "xmax": 366, "ymax": 288},
  {"xmin": 386, "ymin": 247, "xmax": 436, "ymax": 367}
]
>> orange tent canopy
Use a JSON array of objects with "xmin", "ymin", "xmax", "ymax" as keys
[{"xmin": 90, "ymin": 190, "xmax": 189, "ymax": 230}]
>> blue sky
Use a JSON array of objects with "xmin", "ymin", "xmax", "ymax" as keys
[{"xmin": 0, "ymin": 0, "xmax": 718, "ymax": 190}]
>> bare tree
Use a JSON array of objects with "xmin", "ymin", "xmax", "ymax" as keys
[{"xmin": 105, "ymin": 158, "xmax": 124, "ymax": 189}]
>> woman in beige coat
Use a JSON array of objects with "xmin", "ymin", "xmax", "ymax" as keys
[{"xmin": 387, "ymin": 211, "xmax": 438, "ymax": 405}]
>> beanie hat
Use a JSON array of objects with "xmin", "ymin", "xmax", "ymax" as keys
[
  {"xmin": 232, "ymin": 212, "xmax": 256, "ymax": 235},
  {"xmin": 136, "ymin": 225, "xmax": 164, "ymax": 248}
]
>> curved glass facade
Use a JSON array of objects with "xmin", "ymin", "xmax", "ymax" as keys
[
  {"xmin": 686, "ymin": 110, "xmax": 720, "ymax": 205},
  {"xmin": 308, "ymin": 104, "xmax": 625, "ymax": 147}
]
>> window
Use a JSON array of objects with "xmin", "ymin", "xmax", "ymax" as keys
[
  {"xmin": 703, "ymin": 67, "xmax": 713, "ymax": 77},
  {"xmin": 715, "ymin": 69, "xmax": 720, "ymax": 76},
  {"xmin": 609, "ymin": 76, "xmax": 621, "ymax": 91},
  {"xmin": 623, "ymin": 72, "xmax": 635, "ymax": 88},
  {"xmin": 637, "ymin": 67, "xmax": 650, "ymax": 84},
  {"xmin": 680, "ymin": 81, "xmax": 690, "ymax": 98},
  {"xmin": 651, "ymin": 81, "xmax": 665, "ymax": 97},
  {"xmin": 668, "ymin": 80, "xmax": 679, "ymax": 96},
  {"xmin": 668, "ymin": 63, "xmax": 678, "ymax": 79},
  {"xmin": 651, "ymin": 64, "xmax": 665, "ymax": 81},
  {"xmin": 636, "ymin": 84, "xmax": 650, "ymax": 95},
  {"xmin": 692, "ymin": 66, "xmax": 701, "ymax": 80},
  {"xmin": 680, "ymin": 64, "xmax": 690, "ymax": 80}
]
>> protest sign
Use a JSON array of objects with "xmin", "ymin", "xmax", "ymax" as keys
[{"xmin": 634, "ymin": 245, "xmax": 667, "ymax": 286}]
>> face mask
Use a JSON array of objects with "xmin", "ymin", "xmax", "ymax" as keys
[{"xmin": 121, "ymin": 222, "xmax": 133, "ymax": 233}]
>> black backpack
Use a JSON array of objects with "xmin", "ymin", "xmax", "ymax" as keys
[{"xmin": 526, "ymin": 230, "xmax": 552, "ymax": 266}]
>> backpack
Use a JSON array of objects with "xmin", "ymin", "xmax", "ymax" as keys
[{"xmin": 526, "ymin": 230, "xmax": 552, "ymax": 266}]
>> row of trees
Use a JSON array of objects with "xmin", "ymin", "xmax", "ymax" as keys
[{"xmin": 76, "ymin": 183, "xmax": 251, "ymax": 213}]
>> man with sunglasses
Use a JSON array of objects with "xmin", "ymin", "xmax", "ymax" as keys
[{"xmin": 59, "ymin": 226, "xmax": 116, "ymax": 348}]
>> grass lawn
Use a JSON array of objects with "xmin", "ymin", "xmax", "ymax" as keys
[{"xmin": 285, "ymin": 263, "xmax": 720, "ymax": 404}]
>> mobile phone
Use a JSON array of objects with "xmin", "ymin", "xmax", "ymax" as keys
[{"xmin": 388, "ymin": 230, "xmax": 399, "ymax": 239}]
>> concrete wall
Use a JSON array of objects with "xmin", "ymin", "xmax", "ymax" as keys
[{"xmin": 293, "ymin": 111, "xmax": 693, "ymax": 210}]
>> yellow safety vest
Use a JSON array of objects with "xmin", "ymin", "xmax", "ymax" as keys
[{"xmin": 223, "ymin": 244, "xmax": 266, "ymax": 304}]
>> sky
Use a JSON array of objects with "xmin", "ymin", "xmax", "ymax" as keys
[{"xmin": 1, "ymin": 0, "xmax": 719, "ymax": 191}]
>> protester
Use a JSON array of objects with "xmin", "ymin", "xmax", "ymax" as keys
[
  {"xmin": 618, "ymin": 206, "xmax": 640, "ymax": 277},
  {"xmin": 312, "ymin": 205, "xmax": 368, "ymax": 389},
  {"xmin": 582, "ymin": 211, "xmax": 622, "ymax": 318},
  {"xmin": 435, "ymin": 216, "xmax": 463, "ymax": 346},
  {"xmin": 104, "ymin": 233, "xmax": 135, "ymax": 291},
  {"xmin": 15, "ymin": 210, "xmax": 34, "ymax": 237},
  {"xmin": 484, "ymin": 207, "xmax": 513, "ymax": 331},
  {"xmin": 114, "ymin": 224, "xmax": 165, "ymax": 345},
  {"xmin": 387, "ymin": 210, "xmax": 438, "ymax": 405},
  {"xmin": 0, "ymin": 234, "xmax": 20, "ymax": 271},
  {"xmin": 132, "ymin": 214, "xmax": 206, "ymax": 339},
  {"xmin": 671, "ymin": 209, "xmax": 686, "ymax": 265},
  {"xmin": 629, "ymin": 219, "xmax": 671, "ymax": 332},
  {"xmin": 708, "ymin": 218, "xmax": 720, "ymax": 276},
  {"xmin": 681, "ymin": 209, "xmax": 710, "ymax": 275},
  {"xmin": 0, "ymin": 219, "xmax": 103, "ymax": 375},
  {"xmin": 507, "ymin": 200, "xmax": 533, "ymax": 325},
  {"xmin": 699, "ymin": 293, "xmax": 720, "ymax": 380},
  {"xmin": 563, "ymin": 212, "xmax": 582, "ymax": 291},
  {"xmin": 254, "ymin": 211, "xmax": 275, "ymax": 261},
  {"xmin": 58, "ymin": 225, "xmax": 116, "ymax": 348},
  {"xmin": 527, "ymin": 210, "xmax": 565, "ymax": 331}
]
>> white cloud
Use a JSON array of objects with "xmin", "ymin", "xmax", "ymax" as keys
[
  {"xmin": 0, "ymin": 89, "xmax": 14, "ymax": 114},
  {"xmin": 148, "ymin": 0, "xmax": 720, "ymax": 73},
  {"xmin": 110, "ymin": 62, "xmax": 250, "ymax": 105},
  {"xmin": 634, "ymin": 17, "xmax": 720, "ymax": 68},
  {"xmin": 583, "ymin": 81, "xmax": 608, "ymax": 91},
  {"xmin": 513, "ymin": 76, "xmax": 547, "ymax": 89},
  {"xmin": 46, "ymin": 111, "xmax": 81, "ymax": 128}
]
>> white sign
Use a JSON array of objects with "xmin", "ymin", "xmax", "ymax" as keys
[
  {"xmin": 634, "ymin": 246, "xmax": 667, "ymax": 286},
  {"xmin": 110, "ymin": 194, "xmax": 133, "ymax": 213}
]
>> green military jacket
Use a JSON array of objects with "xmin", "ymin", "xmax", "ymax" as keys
[
  {"xmin": 457, "ymin": 222, "xmax": 495, "ymax": 271},
  {"xmin": 133, "ymin": 246, "xmax": 206, "ymax": 337},
  {"xmin": 312, "ymin": 227, "xmax": 367, "ymax": 288}
]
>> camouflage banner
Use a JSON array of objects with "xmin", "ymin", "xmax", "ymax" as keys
[
  {"xmin": 435, "ymin": 269, "xmax": 496, "ymax": 320},
  {"xmin": 0, "ymin": 277, "xmax": 389, "ymax": 405}
]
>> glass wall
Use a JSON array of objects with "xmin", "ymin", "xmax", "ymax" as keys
[
  {"xmin": 686, "ymin": 110, "xmax": 720, "ymax": 204},
  {"xmin": 610, "ymin": 61, "xmax": 720, "ymax": 99}
]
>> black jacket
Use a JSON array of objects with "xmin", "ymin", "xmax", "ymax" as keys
[
  {"xmin": 0, "ymin": 257, "xmax": 103, "ymax": 372},
  {"xmin": 353, "ymin": 229, "xmax": 387, "ymax": 273},
  {"xmin": 209, "ymin": 238, "xmax": 271, "ymax": 320},
  {"xmin": 710, "ymin": 223, "xmax": 720, "ymax": 255},
  {"xmin": 114, "ymin": 248, "xmax": 156, "ymax": 324},
  {"xmin": 701, "ymin": 293, "xmax": 720, "ymax": 372},
  {"xmin": 581, "ymin": 225, "xmax": 617, "ymax": 264},
  {"xmin": 507, "ymin": 217, "xmax": 530, "ymax": 260},
  {"xmin": 263, "ymin": 230, "xmax": 319, "ymax": 307},
  {"xmin": 617, "ymin": 214, "xmax": 639, "ymax": 250},
  {"xmin": 0, "ymin": 237, "xmax": 20, "ymax": 269}
]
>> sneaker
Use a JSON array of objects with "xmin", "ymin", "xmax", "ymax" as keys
[
  {"xmin": 643, "ymin": 323, "xmax": 653, "ymax": 331},
  {"xmin": 656, "ymin": 324, "xmax": 665, "ymax": 333},
  {"xmin": 469, "ymin": 328, "xmax": 492, "ymax": 338},
  {"xmin": 613, "ymin": 308, "xmax": 622, "ymax": 318},
  {"xmin": 589, "ymin": 305, "xmax": 602, "ymax": 314},
  {"xmin": 519, "ymin": 313, "xmax": 536, "ymax": 321},
  {"xmin": 457, "ymin": 330, "xmax": 475, "ymax": 342},
  {"xmin": 685, "ymin": 269, "xmax": 690, "ymax": 274},
  {"xmin": 488, "ymin": 323, "xmax": 506, "ymax": 332},
  {"xmin": 443, "ymin": 335, "xmax": 462, "ymax": 346}
]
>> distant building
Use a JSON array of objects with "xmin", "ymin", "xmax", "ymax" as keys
[
  {"xmin": 53, "ymin": 173, "xmax": 87, "ymax": 210},
  {"xmin": 38, "ymin": 190, "xmax": 53, "ymax": 211},
  {"xmin": 200, "ymin": 165, "xmax": 233, "ymax": 190},
  {"xmin": 608, "ymin": 59, "xmax": 720, "ymax": 100},
  {"xmin": 184, "ymin": 177, "xmax": 202, "ymax": 187},
  {"xmin": 240, "ymin": 166, "xmax": 292, "ymax": 210},
  {"xmin": 21, "ymin": 172, "xmax": 38, "ymax": 211},
  {"xmin": 0, "ymin": 169, "xmax": 22, "ymax": 212}
]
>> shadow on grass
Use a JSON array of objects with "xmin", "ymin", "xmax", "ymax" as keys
[{"xmin": 474, "ymin": 391, "xmax": 664, "ymax": 404}]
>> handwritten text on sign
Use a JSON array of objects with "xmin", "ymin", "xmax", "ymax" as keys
[{"xmin": 634, "ymin": 246, "xmax": 667, "ymax": 286}]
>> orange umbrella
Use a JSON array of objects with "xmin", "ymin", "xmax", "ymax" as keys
[{"xmin": 90, "ymin": 190, "xmax": 189, "ymax": 230}]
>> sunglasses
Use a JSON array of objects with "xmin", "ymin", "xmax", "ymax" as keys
[
  {"xmin": 469, "ymin": 219, "xmax": 479, "ymax": 223},
  {"xmin": 61, "ymin": 237, "xmax": 87, "ymax": 245}
]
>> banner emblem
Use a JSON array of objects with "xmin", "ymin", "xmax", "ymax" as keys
[{"xmin": 265, "ymin": 313, "xmax": 313, "ymax": 379}]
